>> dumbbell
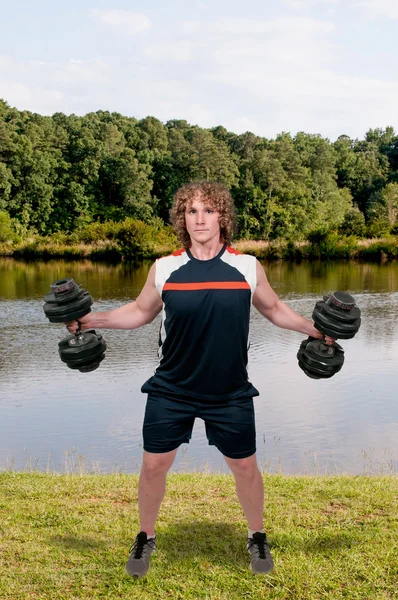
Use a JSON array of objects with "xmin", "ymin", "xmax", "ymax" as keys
[
  {"xmin": 297, "ymin": 291, "xmax": 361, "ymax": 379},
  {"xmin": 43, "ymin": 278, "xmax": 107, "ymax": 373}
]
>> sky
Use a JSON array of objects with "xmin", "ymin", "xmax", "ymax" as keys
[{"xmin": 0, "ymin": 0, "xmax": 397, "ymax": 141}]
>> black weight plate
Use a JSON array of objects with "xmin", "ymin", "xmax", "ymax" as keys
[
  {"xmin": 50, "ymin": 278, "xmax": 78, "ymax": 294},
  {"xmin": 326, "ymin": 291, "xmax": 356, "ymax": 311},
  {"xmin": 58, "ymin": 332, "xmax": 106, "ymax": 360},
  {"xmin": 313, "ymin": 312, "xmax": 361, "ymax": 339},
  {"xmin": 299, "ymin": 352, "xmax": 344, "ymax": 372},
  {"xmin": 44, "ymin": 286, "xmax": 84, "ymax": 305},
  {"xmin": 59, "ymin": 345, "xmax": 106, "ymax": 366},
  {"xmin": 298, "ymin": 363, "xmax": 336, "ymax": 379},
  {"xmin": 77, "ymin": 355, "xmax": 106, "ymax": 373},
  {"xmin": 297, "ymin": 338, "xmax": 345, "ymax": 378},
  {"xmin": 66, "ymin": 354, "xmax": 106, "ymax": 373},
  {"xmin": 44, "ymin": 292, "xmax": 93, "ymax": 322},
  {"xmin": 315, "ymin": 301, "xmax": 361, "ymax": 323}
]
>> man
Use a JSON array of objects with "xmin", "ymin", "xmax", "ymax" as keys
[{"xmin": 66, "ymin": 181, "xmax": 333, "ymax": 577}]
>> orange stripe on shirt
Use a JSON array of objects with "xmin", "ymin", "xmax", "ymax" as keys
[{"xmin": 163, "ymin": 281, "xmax": 250, "ymax": 291}]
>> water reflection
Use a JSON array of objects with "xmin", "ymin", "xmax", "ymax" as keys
[{"xmin": 0, "ymin": 258, "xmax": 397, "ymax": 474}]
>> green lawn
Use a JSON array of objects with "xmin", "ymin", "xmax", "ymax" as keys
[{"xmin": 0, "ymin": 472, "xmax": 397, "ymax": 599}]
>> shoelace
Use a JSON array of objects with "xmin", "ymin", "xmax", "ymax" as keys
[
  {"xmin": 129, "ymin": 532, "xmax": 156, "ymax": 559},
  {"xmin": 248, "ymin": 533, "xmax": 267, "ymax": 559}
]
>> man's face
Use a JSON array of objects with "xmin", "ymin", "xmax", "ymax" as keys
[{"xmin": 185, "ymin": 194, "xmax": 221, "ymax": 245}]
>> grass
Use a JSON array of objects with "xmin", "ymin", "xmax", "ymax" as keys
[
  {"xmin": 235, "ymin": 237, "xmax": 398, "ymax": 261},
  {"xmin": 0, "ymin": 472, "xmax": 397, "ymax": 599},
  {"xmin": 3, "ymin": 235, "xmax": 398, "ymax": 262}
]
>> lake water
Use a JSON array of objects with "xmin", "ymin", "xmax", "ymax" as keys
[{"xmin": 0, "ymin": 257, "xmax": 397, "ymax": 475}]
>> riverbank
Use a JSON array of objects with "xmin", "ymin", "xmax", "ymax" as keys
[
  {"xmin": 1, "ymin": 235, "xmax": 398, "ymax": 262},
  {"xmin": 1, "ymin": 472, "xmax": 396, "ymax": 599}
]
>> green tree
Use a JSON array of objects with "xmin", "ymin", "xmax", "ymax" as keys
[
  {"xmin": 2, "ymin": 112, "xmax": 60, "ymax": 232},
  {"xmin": 367, "ymin": 183, "xmax": 398, "ymax": 233},
  {"xmin": 0, "ymin": 162, "xmax": 12, "ymax": 210},
  {"xmin": 334, "ymin": 135, "xmax": 388, "ymax": 218},
  {"xmin": 383, "ymin": 182, "xmax": 398, "ymax": 227},
  {"xmin": 0, "ymin": 210, "xmax": 14, "ymax": 242},
  {"xmin": 339, "ymin": 206, "xmax": 366, "ymax": 237},
  {"xmin": 309, "ymin": 172, "xmax": 352, "ymax": 232},
  {"xmin": 186, "ymin": 128, "xmax": 239, "ymax": 185},
  {"xmin": 150, "ymin": 124, "xmax": 194, "ymax": 221},
  {"xmin": 136, "ymin": 116, "xmax": 168, "ymax": 160},
  {"xmin": 366, "ymin": 127, "xmax": 398, "ymax": 184}
]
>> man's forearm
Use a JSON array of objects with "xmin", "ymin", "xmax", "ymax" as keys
[
  {"xmin": 264, "ymin": 300, "xmax": 321, "ymax": 337},
  {"xmin": 78, "ymin": 302, "xmax": 152, "ymax": 331}
]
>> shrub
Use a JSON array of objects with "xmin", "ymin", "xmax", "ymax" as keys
[
  {"xmin": 267, "ymin": 239, "xmax": 289, "ymax": 260},
  {"xmin": 339, "ymin": 207, "xmax": 366, "ymax": 237},
  {"xmin": 307, "ymin": 228, "xmax": 338, "ymax": 258},
  {"xmin": 358, "ymin": 239, "xmax": 398, "ymax": 261},
  {"xmin": 366, "ymin": 219, "xmax": 391, "ymax": 239},
  {"xmin": 116, "ymin": 218, "xmax": 178, "ymax": 260},
  {"xmin": 0, "ymin": 211, "xmax": 15, "ymax": 242},
  {"xmin": 75, "ymin": 221, "xmax": 123, "ymax": 243},
  {"xmin": 306, "ymin": 228, "xmax": 358, "ymax": 259},
  {"xmin": 46, "ymin": 231, "xmax": 70, "ymax": 245}
]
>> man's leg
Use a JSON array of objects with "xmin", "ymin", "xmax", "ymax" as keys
[
  {"xmin": 138, "ymin": 449, "xmax": 178, "ymax": 534},
  {"xmin": 224, "ymin": 453, "xmax": 273, "ymax": 574},
  {"xmin": 223, "ymin": 453, "xmax": 264, "ymax": 530},
  {"xmin": 126, "ymin": 449, "xmax": 177, "ymax": 578}
]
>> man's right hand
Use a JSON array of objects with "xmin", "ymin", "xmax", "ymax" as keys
[{"xmin": 65, "ymin": 315, "xmax": 91, "ymax": 334}]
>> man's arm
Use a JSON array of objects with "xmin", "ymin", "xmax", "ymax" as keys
[
  {"xmin": 252, "ymin": 260, "xmax": 330, "ymax": 341},
  {"xmin": 66, "ymin": 263, "xmax": 162, "ymax": 333}
]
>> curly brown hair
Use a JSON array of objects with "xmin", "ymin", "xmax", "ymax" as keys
[{"xmin": 170, "ymin": 181, "xmax": 236, "ymax": 248}]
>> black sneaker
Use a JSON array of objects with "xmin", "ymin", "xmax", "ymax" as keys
[
  {"xmin": 247, "ymin": 532, "xmax": 274, "ymax": 574},
  {"xmin": 126, "ymin": 531, "xmax": 156, "ymax": 578}
]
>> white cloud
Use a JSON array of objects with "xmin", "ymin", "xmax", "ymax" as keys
[
  {"xmin": 224, "ymin": 116, "xmax": 259, "ymax": 135},
  {"xmin": 184, "ymin": 16, "xmax": 337, "ymax": 92},
  {"xmin": 0, "ymin": 56, "xmax": 208, "ymax": 126},
  {"xmin": 182, "ymin": 16, "xmax": 333, "ymax": 36},
  {"xmin": 52, "ymin": 59, "xmax": 109, "ymax": 85},
  {"xmin": 0, "ymin": 58, "xmax": 108, "ymax": 114},
  {"xmin": 281, "ymin": 0, "xmax": 338, "ymax": 8},
  {"xmin": 353, "ymin": 0, "xmax": 398, "ymax": 19},
  {"xmin": 144, "ymin": 41, "xmax": 194, "ymax": 61},
  {"xmin": 0, "ymin": 77, "xmax": 63, "ymax": 113},
  {"xmin": 90, "ymin": 9, "xmax": 152, "ymax": 35},
  {"xmin": 1, "ymin": 12, "xmax": 397, "ymax": 140},
  {"xmin": 175, "ymin": 15, "xmax": 396, "ymax": 138},
  {"xmin": 254, "ymin": 70, "xmax": 398, "ymax": 138},
  {"xmin": 0, "ymin": 56, "xmax": 11, "ymax": 68},
  {"xmin": 281, "ymin": 0, "xmax": 398, "ymax": 19}
]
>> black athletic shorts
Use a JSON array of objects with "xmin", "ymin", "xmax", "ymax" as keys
[{"xmin": 142, "ymin": 393, "xmax": 256, "ymax": 459}]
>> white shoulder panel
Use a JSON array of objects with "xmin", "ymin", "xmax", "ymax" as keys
[
  {"xmin": 220, "ymin": 249, "xmax": 257, "ymax": 298},
  {"xmin": 154, "ymin": 250, "xmax": 190, "ymax": 296}
]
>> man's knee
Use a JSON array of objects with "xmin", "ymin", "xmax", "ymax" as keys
[
  {"xmin": 224, "ymin": 453, "xmax": 260, "ymax": 478},
  {"xmin": 141, "ymin": 449, "xmax": 177, "ymax": 478}
]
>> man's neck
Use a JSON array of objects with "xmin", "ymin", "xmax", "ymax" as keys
[{"xmin": 189, "ymin": 240, "xmax": 224, "ymax": 260}]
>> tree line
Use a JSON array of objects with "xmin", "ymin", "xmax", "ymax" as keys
[{"xmin": 1, "ymin": 98, "xmax": 398, "ymax": 243}]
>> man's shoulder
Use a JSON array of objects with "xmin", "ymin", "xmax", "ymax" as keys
[
  {"xmin": 225, "ymin": 245, "xmax": 242, "ymax": 256},
  {"xmin": 223, "ymin": 246, "xmax": 257, "ymax": 263},
  {"xmin": 157, "ymin": 248, "xmax": 188, "ymax": 261},
  {"xmin": 155, "ymin": 249, "xmax": 190, "ymax": 284},
  {"xmin": 221, "ymin": 246, "xmax": 257, "ymax": 289}
]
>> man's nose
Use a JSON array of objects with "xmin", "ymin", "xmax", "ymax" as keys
[{"xmin": 196, "ymin": 212, "xmax": 205, "ymax": 224}]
